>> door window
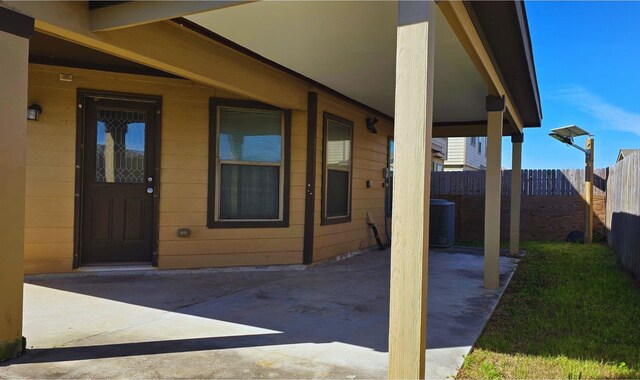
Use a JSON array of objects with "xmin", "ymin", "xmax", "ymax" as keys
[{"xmin": 95, "ymin": 109, "xmax": 146, "ymax": 184}]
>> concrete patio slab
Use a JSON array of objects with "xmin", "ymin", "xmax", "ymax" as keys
[{"xmin": 0, "ymin": 248, "xmax": 517, "ymax": 379}]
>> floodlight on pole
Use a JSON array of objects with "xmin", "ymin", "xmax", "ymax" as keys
[
  {"xmin": 548, "ymin": 125, "xmax": 595, "ymax": 243},
  {"xmin": 549, "ymin": 125, "xmax": 591, "ymax": 155},
  {"xmin": 549, "ymin": 132, "xmax": 573, "ymax": 145}
]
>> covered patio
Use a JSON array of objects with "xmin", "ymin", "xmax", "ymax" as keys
[
  {"xmin": 0, "ymin": 1, "xmax": 540, "ymax": 377},
  {"xmin": 1, "ymin": 248, "xmax": 517, "ymax": 379}
]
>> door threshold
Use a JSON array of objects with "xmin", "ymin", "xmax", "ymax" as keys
[{"xmin": 76, "ymin": 263, "xmax": 155, "ymax": 273}]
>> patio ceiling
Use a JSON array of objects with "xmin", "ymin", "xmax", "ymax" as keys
[{"xmin": 186, "ymin": 1, "xmax": 488, "ymax": 124}]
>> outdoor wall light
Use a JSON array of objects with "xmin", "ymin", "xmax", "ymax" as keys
[
  {"xmin": 366, "ymin": 117, "xmax": 378, "ymax": 134},
  {"xmin": 27, "ymin": 104, "xmax": 42, "ymax": 121}
]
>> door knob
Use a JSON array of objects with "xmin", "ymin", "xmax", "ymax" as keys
[{"xmin": 146, "ymin": 187, "xmax": 154, "ymax": 194}]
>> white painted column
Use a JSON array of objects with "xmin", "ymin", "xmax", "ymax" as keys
[
  {"xmin": 388, "ymin": 1, "xmax": 435, "ymax": 378},
  {"xmin": 484, "ymin": 96, "xmax": 505, "ymax": 290},
  {"xmin": 0, "ymin": 14, "xmax": 31, "ymax": 361},
  {"xmin": 509, "ymin": 133, "xmax": 523, "ymax": 255}
]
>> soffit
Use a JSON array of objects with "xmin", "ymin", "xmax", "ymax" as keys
[{"xmin": 187, "ymin": 1, "xmax": 488, "ymax": 123}]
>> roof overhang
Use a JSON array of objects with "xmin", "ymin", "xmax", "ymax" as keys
[
  {"xmin": 185, "ymin": 0, "xmax": 541, "ymax": 134},
  {"xmin": 187, "ymin": 1, "xmax": 489, "ymax": 126},
  {"xmin": 88, "ymin": 1, "xmax": 247, "ymax": 32},
  {"xmin": 466, "ymin": 1, "xmax": 542, "ymax": 128},
  {"xmin": 8, "ymin": 0, "xmax": 542, "ymax": 136}
]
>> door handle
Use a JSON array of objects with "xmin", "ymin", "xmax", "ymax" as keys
[{"xmin": 146, "ymin": 187, "xmax": 154, "ymax": 194}]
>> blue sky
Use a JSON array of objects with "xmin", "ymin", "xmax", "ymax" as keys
[
  {"xmin": 502, "ymin": 1, "xmax": 640, "ymax": 169},
  {"xmin": 97, "ymin": 121, "xmax": 145, "ymax": 152}
]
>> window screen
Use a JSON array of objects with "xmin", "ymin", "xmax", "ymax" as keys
[
  {"xmin": 219, "ymin": 109, "xmax": 282, "ymax": 163},
  {"xmin": 220, "ymin": 164, "xmax": 279, "ymax": 219},
  {"xmin": 323, "ymin": 114, "xmax": 353, "ymax": 224},
  {"xmin": 216, "ymin": 106, "xmax": 284, "ymax": 221}
]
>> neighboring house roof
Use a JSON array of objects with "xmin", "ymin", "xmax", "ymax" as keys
[{"xmin": 617, "ymin": 149, "xmax": 640, "ymax": 162}]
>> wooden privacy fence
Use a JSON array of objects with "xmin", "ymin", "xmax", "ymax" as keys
[
  {"xmin": 429, "ymin": 161, "xmax": 639, "ymax": 279},
  {"xmin": 431, "ymin": 168, "xmax": 608, "ymax": 196},
  {"xmin": 605, "ymin": 151, "xmax": 640, "ymax": 278},
  {"xmin": 430, "ymin": 168, "xmax": 608, "ymax": 242}
]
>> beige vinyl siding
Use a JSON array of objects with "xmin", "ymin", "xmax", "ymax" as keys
[
  {"xmin": 26, "ymin": 66, "xmax": 77, "ymax": 274},
  {"xmin": 312, "ymin": 93, "xmax": 393, "ymax": 261},
  {"xmin": 25, "ymin": 64, "xmax": 307, "ymax": 274},
  {"xmin": 444, "ymin": 137, "xmax": 487, "ymax": 171},
  {"xmin": 464, "ymin": 136, "xmax": 487, "ymax": 170},
  {"xmin": 158, "ymin": 104, "xmax": 307, "ymax": 270},
  {"xmin": 444, "ymin": 137, "xmax": 466, "ymax": 169},
  {"xmin": 432, "ymin": 137, "xmax": 448, "ymax": 158},
  {"xmin": 26, "ymin": 60, "xmax": 398, "ymax": 273}
]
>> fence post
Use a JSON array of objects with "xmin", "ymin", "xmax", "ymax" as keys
[
  {"xmin": 510, "ymin": 133, "xmax": 523, "ymax": 255},
  {"xmin": 585, "ymin": 137, "xmax": 594, "ymax": 243}
]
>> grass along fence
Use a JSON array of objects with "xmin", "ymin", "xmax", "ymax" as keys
[
  {"xmin": 457, "ymin": 242, "xmax": 640, "ymax": 379},
  {"xmin": 605, "ymin": 151, "xmax": 640, "ymax": 278},
  {"xmin": 430, "ymin": 159, "xmax": 640, "ymax": 278}
]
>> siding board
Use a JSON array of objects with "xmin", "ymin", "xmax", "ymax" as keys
[
  {"xmin": 159, "ymin": 251, "xmax": 301, "ymax": 269},
  {"xmin": 312, "ymin": 92, "xmax": 391, "ymax": 259},
  {"xmin": 26, "ymin": 61, "xmax": 394, "ymax": 273},
  {"xmin": 26, "ymin": 64, "xmax": 311, "ymax": 273}
]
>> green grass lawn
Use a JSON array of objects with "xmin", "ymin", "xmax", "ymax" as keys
[{"xmin": 457, "ymin": 242, "xmax": 640, "ymax": 379}]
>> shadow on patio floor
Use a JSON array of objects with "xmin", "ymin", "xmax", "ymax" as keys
[{"xmin": 2, "ymin": 248, "xmax": 517, "ymax": 379}]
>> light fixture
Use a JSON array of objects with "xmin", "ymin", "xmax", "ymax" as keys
[
  {"xmin": 548, "ymin": 124, "xmax": 595, "ymax": 243},
  {"xmin": 27, "ymin": 104, "xmax": 42, "ymax": 121},
  {"xmin": 549, "ymin": 132, "xmax": 573, "ymax": 145},
  {"xmin": 548, "ymin": 125, "xmax": 590, "ymax": 155},
  {"xmin": 366, "ymin": 117, "xmax": 378, "ymax": 134}
]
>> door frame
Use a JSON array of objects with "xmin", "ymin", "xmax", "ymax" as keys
[{"xmin": 73, "ymin": 89, "xmax": 162, "ymax": 268}]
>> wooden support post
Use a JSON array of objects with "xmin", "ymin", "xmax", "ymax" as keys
[
  {"xmin": 509, "ymin": 133, "xmax": 523, "ymax": 255},
  {"xmin": 388, "ymin": 1, "xmax": 435, "ymax": 378},
  {"xmin": 303, "ymin": 92, "xmax": 318, "ymax": 264},
  {"xmin": 585, "ymin": 137, "xmax": 594, "ymax": 243},
  {"xmin": 0, "ymin": 9, "xmax": 32, "ymax": 361},
  {"xmin": 484, "ymin": 95, "xmax": 505, "ymax": 290}
]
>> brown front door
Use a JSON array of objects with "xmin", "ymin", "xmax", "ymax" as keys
[{"xmin": 80, "ymin": 95, "xmax": 158, "ymax": 265}]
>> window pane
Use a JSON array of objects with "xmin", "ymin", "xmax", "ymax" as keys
[
  {"xmin": 327, "ymin": 121, "xmax": 351, "ymax": 170},
  {"xmin": 220, "ymin": 164, "xmax": 279, "ymax": 219},
  {"xmin": 219, "ymin": 108, "xmax": 282, "ymax": 163},
  {"xmin": 327, "ymin": 169, "xmax": 349, "ymax": 217},
  {"xmin": 95, "ymin": 110, "xmax": 146, "ymax": 184}
]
